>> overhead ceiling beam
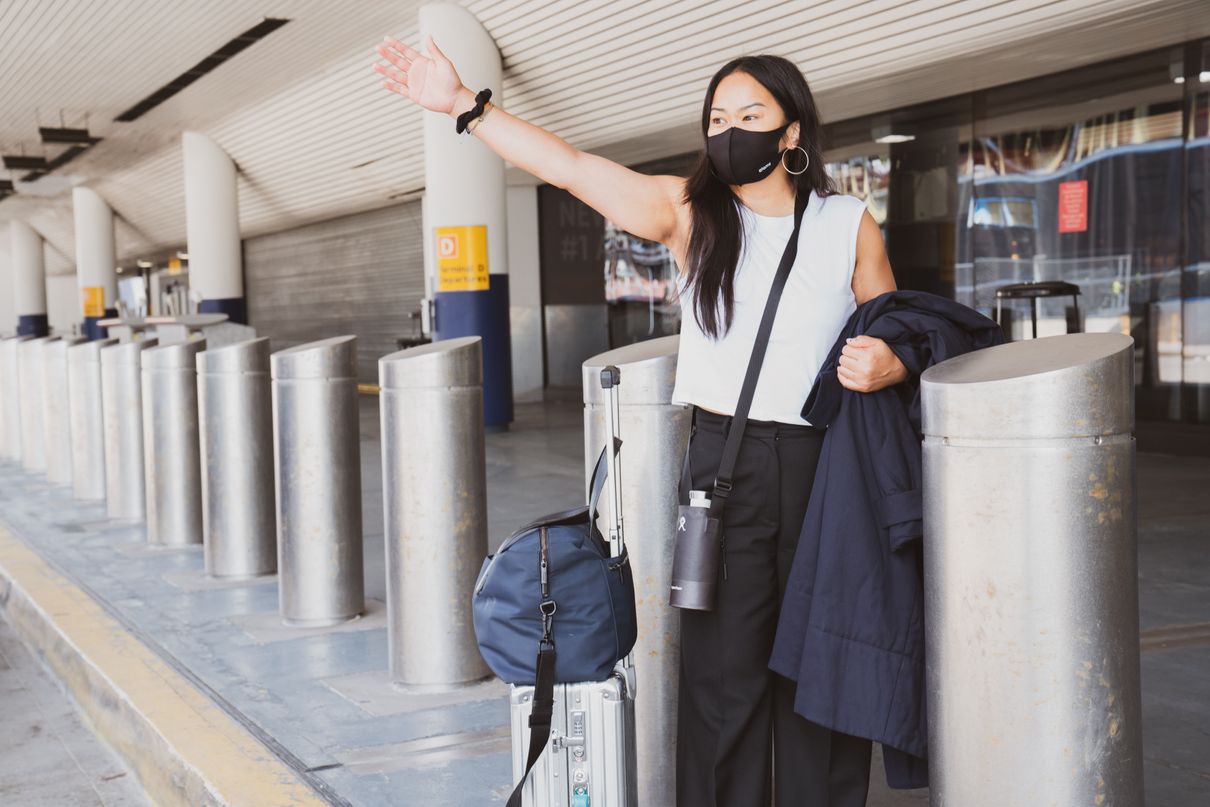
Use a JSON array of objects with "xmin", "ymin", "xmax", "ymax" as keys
[{"xmin": 113, "ymin": 17, "xmax": 291, "ymax": 123}]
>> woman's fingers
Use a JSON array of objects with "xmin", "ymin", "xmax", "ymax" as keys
[
  {"xmin": 837, "ymin": 354, "xmax": 872, "ymax": 390},
  {"xmin": 381, "ymin": 80, "xmax": 408, "ymax": 96},
  {"xmin": 385, "ymin": 36, "xmax": 423, "ymax": 63},
  {"xmin": 836, "ymin": 364, "xmax": 869, "ymax": 393},
  {"xmin": 838, "ymin": 352, "xmax": 864, "ymax": 372},
  {"xmin": 373, "ymin": 62, "xmax": 407, "ymax": 84},
  {"xmin": 375, "ymin": 33, "xmax": 463, "ymax": 113},
  {"xmin": 377, "ymin": 41, "xmax": 409, "ymax": 64},
  {"xmin": 375, "ymin": 43, "xmax": 412, "ymax": 71}
]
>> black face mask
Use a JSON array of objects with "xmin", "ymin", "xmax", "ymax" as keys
[{"xmin": 707, "ymin": 122, "xmax": 791, "ymax": 186}]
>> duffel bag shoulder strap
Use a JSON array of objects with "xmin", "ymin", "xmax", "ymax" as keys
[
  {"xmin": 507, "ymin": 642, "xmax": 555, "ymax": 807},
  {"xmin": 508, "ymin": 525, "xmax": 560, "ymax": 807}
]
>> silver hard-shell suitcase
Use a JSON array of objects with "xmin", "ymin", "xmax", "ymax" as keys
[
  {"xmin": 509, "ymin": 665, "xmax": 637, "ymax": 806},
  {"xmin": 508, "ymin": 365, "xmax": 638, "ymax": 807}
]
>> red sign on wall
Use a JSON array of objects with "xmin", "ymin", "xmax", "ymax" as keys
[{"xmin": 1058, "ymin": 180, "xmax": 1088, "ymax": 233}]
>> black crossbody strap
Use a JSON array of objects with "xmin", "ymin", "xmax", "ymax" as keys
[{"xmin": 711, "ymin": 192, "xmax": 809, "ymax": 511}]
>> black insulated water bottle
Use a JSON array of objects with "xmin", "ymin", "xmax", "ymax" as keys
[{"xmin": 669, "ymin": 490, "xmax": 720, "ymax": 610}]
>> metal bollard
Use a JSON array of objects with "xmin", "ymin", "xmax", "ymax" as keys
[
  {"xmin": 1, "ymin": 335, "xmax": 33, "ymax": 462},
  {"xmin": 921, "ymin": 332, "xmax": 1142, "ymax": 807},
  {"xmin": 271, "ymin": 336, "xmax": 364, "ymax": 626},
  {"xmin": 142, "ymin": 337, "xmax": 206, "ymax": 546},
  {"xmin": 101, "ymin": 338, "xmax": 159, "ymax": 519},
  {"xmin": 582, "ymin": 335, "xmax": 690, "ymax": 807},
  {"xmin": 197, "ymin": 338, "xmax": 276, "ymax": 577},
  {"xmin": 19, "ymin": 336, "xmax": 58, "ymax": 473},
  {"xmin": 379, "ymin": 336, "xmax": 490, "ymax": 688},
  {"xmin": 68, "ymin": 338, "xmax": 118, "ymax": 500},
  {"xmin": 43, "ymin": 336, "xmax": 87, "ymax": 486}
]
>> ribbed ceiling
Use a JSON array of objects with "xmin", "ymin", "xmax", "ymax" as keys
[{"xmin": 0, "ymin": 0, "xmax": 1207, "ymax": 277}]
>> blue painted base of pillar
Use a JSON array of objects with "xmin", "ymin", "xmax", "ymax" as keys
[
  {"xmin": 199, "ymin": 297, "xmax": 247, "ymax": 324},
  {"xmin": 16, "ymin": 314, "xmax": 48, "ymax": 337},
  {"xmin": 435, "ymin": 275, "xmax": 514, "ymax": 428},
  {"xmin": 83, "ymin": 309, "xmax": 118, "ymax": 341}
]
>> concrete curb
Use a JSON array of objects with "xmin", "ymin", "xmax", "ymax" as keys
[{"xmin": 0, "ymin": 524, "xmax": 333, "ymax": 807}]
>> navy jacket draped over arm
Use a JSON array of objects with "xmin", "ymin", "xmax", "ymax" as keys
[{"xmin": 769, "ymin": 290, "xmax": 1005, "ymax": 789}]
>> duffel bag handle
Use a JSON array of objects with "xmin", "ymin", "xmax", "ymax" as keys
[{"xmin": 587, "ymin": 436, "xmax": 620, "ymax": 526}]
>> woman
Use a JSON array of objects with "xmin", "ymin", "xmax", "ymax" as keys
[{"xmin": 375, "ymin": 36, "xmax": 908, "ymax": 807}]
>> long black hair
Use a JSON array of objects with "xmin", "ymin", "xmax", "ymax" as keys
[{"xmin": 681, "ymin": 55, "xmax": 834, "ymax": 339}]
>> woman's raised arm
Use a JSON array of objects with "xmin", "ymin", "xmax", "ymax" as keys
[{"xmin": 375, "ymin": 35, "xmax": 687, "ymax": 251}]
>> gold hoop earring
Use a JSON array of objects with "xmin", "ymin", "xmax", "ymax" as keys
[{"xmin": 781, "ymin": 145, "xmax": 809, "ymax": 175}]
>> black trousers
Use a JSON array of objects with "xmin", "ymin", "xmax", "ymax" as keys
[{"xmin": 676, "ymin": 408, "xmax": 873, "ymax": 807}]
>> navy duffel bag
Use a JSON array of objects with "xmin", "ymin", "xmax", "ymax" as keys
[{"xmin": 472, "ymin": 443, "xmax": 637, "ymax": 685}]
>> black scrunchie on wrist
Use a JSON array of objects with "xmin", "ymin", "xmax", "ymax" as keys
[{"xmin": 455, "ymin": 88, "xmax": 493, "ymax": 134}]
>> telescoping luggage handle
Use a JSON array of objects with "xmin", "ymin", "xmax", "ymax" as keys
[
  {"xmin": 600, "ymin": 365, "xmax": 625, "ymax": 559},
  {"xmin": 601, "ymin": 365, "xmax": 633, "ymax": 676},
  {"xmin": 508, "ymin": 365, "xmax": 629, "ymax": 807}
]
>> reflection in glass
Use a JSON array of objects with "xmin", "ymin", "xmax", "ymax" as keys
[
  {"xmin": 956, "ymin": 48, "xmax": 1187, "ymax": 417},
  {"xmin": 602, "ymin": 219, "xmax": 681, "ymax": 348},
  {"xmin": 826, "ymin": 156, "xmax": 890, "ymax": 225},
  {"xmin": 814, "ymin": 39, "xmax": 1209, "ymax": 424}
]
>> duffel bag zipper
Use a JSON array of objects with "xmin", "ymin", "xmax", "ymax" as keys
[{"xmin": 539, "ymin": 527, "xmax": 550, "ymax": 599}]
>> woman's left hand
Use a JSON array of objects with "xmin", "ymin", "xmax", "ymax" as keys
[{"xmin": 837, "ymin": 334, "xmax": 910, "ymax": 393}]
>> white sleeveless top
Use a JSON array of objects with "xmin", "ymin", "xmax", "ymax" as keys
[{"xmin": 670, "ymin": 191, "xmax": 867, "ymax": 425}]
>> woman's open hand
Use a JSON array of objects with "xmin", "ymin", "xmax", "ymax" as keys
[
  {"xmin": 374, "ymin": 34, "xmax": 465, "ymax": 115},
  {"xmin": 837, "ymin": 334, "xmax": 909, "ymax": 393}
]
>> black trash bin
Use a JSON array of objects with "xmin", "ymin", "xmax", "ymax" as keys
[
  {"xmin": 994, "ymin": 280, "xmax": 1082, "ymax": 340},
  {"xmin": 395, "ymin": 335, "xmax": 432, "ymax": 351}
]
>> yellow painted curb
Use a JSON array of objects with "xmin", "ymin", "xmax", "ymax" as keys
[{"xmin": 0, "ymin": 525, "xmax": 331, "ymax": 807}]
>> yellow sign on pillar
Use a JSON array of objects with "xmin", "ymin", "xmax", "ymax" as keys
[
  {"xmin": 435, "ymin": 225, "xmax": 489, "ymax": 292},
  {"xmin": 82, "ymin": 287, "xmax": 105, "ymax": 317}
]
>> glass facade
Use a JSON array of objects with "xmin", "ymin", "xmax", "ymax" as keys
[
  {"xmin": 599, "ymin": 153, "xmax": 696, "ymax": 349},
  {"xmin": 823, "ymin": 38, "xmax": 1210, "ymax": 426},
  {"xmin": 542, "ymin": 38, "xmax": 1210, "ymax": 430}
]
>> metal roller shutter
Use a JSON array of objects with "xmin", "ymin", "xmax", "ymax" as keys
[{"xmin": 243, "ymin": 201, "xmax": 424, "ymax": 383}]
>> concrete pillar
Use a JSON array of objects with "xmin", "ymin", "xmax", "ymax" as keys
[
  {"xmin": 10, "ymin": 221, "xmax": 48, "ymax": 337},
  {"xmin": 46, "ymin": 274, "xmax": 80, "ymax": 337},
  {"xmin": 72, "ymin": 187, "xmax": 119, "ymax": 340},
  {"xmin": 419, "ymin": 3, "xmax": 513, "ymax": 428},
  {"xmin": 182, "ymin": 131, "xmax": 245, "ymax": 322},
  {"xmin": 0, "ymin": 240, "xmax": 14, "ymax": 337},
  {"xmin": 506, "ymin": 184, "xmax": 544, "ymax": 401}
]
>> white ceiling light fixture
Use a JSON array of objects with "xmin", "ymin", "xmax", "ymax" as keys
[{"xmin": 1170, "ymin": 60, "xmax": 1187, "ymax": 84}]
